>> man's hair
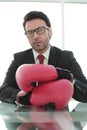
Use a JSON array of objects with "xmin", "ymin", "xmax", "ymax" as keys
[{"xmin": 23, "ymin": 11, "xmax": 51, "ymax": 29}]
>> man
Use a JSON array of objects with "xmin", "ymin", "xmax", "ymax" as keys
[{"xmin": 0, "ymin": 11, "xmax": 87, "ymax": 106}]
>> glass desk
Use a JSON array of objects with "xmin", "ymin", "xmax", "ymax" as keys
[{"xmin": 0, "ymin": 101, "xmax": 87, "ymax": 130}]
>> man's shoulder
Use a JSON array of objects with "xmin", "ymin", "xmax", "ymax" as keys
[
  {"xmin": 14, "ymin": 48, "xmax": 32, "ymax": 57},
  {"xmin": 51, "ymin": 46, "xmax": 74, "ymax": 61},
  {"xmin": 51, "ymin": 46, "xmax": 73, "ymax": 54}
]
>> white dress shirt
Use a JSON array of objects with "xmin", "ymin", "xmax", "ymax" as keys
[{"xmin": 32, "ymin": 45, "xmax": 51, "ymax": 64}]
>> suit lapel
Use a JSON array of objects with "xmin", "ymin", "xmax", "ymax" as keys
[
  {"xmin": 24, "ymin": 49, "xmax": 35, "ymax": 64},
  {"xmin": 48, "ymin": 46, "xmax": 61, "ymax": 67},
  {"xmin": 24, "ymin": 47, "xmax": 61, "ymax": 67}
]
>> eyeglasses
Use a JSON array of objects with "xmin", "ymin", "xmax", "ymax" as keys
[{"xmin": 25, "ymin": 26, "xmax": 49, "ymax": 38}]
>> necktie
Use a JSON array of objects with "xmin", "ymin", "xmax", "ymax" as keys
[
  {"xmin": 38, "ymin": 55, "xmax": 44, "ymax": 64},
  {"xmin": 37, "ymin": 55, "xmax": 44, "ymax": 86}
]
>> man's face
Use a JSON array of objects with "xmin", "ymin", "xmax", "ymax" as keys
[{"xmin": 25, "ymin": 19, "xmax": 52, "ymax": 53}]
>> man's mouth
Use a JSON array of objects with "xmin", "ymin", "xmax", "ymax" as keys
[{"xmin": 34, "ymin": 42, "xmax": 42, "ymax": 46}]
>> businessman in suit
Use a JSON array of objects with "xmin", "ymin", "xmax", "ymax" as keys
[{"xmin": 0, "ymin": 11, "xmax": 87, "ymax": 106}]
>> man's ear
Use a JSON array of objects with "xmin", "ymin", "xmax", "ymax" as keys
[{"xmin": 49, "ymin": 28, "xmax": 52, "ymax": 39}]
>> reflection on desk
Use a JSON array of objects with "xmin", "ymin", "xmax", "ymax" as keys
[{"xmin": 0, "ymin": 101, "xmax": 87, "ymax": 130}]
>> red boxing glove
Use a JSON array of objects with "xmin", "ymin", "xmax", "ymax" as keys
[
  {"xmin": 15, "ymin": 64, "xmax": 58, "ymax": 92},
  {"xmin": 30, "ymin": 79, "xmax": 74, "ymax": 110}
]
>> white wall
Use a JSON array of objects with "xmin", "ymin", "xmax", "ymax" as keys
[{"xmin": 64, "ymin": 3, "xmax": 87, "ymax": 77}]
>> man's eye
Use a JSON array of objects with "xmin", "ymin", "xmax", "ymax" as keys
[
  {"xmin": 28, "ymin": 31, "xmax": 33, "ymax": 34},
  {"xmin": 38, "ymin": 28, "xmax": 43, "ymax": 31}
]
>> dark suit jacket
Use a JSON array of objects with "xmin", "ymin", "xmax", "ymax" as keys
[{"xmin": 0, "ymin": 46, "xmax": 87, "ymax": 103}]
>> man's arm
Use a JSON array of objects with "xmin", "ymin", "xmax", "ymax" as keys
[
  {"xmin": 63, "ymin": 51, "xmax": 87, "ymax": 102},
  {"xmin": 0, "ymin": 86, "xmax": 19, "ymax": 103},
  {"xmin": 0, "ymin": 58, "xmax": 20, "ymax": 104}
]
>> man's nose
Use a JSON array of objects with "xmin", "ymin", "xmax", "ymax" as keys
[{"xmin": 33, "ymin": 31, "xmax": 39, "ymax": 38}]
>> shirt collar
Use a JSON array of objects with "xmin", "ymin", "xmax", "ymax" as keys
[{"xmin": 32, "ymin": 45, "xmax": 51, "ymax": 61}]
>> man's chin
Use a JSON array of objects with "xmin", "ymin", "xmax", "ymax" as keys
[{"xmin": 34, "ymin": 47, "xmax": 43, "ymax": 52}]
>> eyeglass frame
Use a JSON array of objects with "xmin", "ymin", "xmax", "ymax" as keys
[{"xmin": 25, "ymin": 26, "xmax": 49, "ymax": 38}]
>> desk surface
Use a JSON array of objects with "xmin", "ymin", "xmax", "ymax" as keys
[{"xmin": 0, "ymin": 101, "xmax": 87, "ymax": 130}]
